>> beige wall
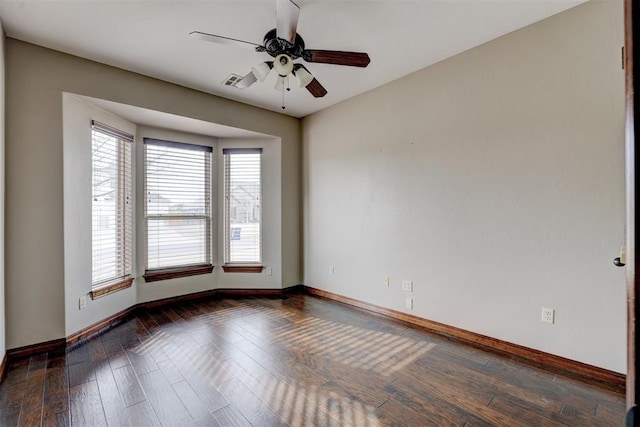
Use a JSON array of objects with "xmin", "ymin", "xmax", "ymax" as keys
[
  {"xmin": 303, "ymin": 1, "xmax": 626, "ymax": 372},
  {"xmin": 6, "ymin": 40, "xmax": 301, "ymax": 349}
]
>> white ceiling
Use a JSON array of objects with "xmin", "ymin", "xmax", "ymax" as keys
[{"xmin": 0, "ymin": 0, "xmax": 584, "ymax": 118}]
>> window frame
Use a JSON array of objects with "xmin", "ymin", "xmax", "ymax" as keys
[
  {"xmin": 222, "ymin": 147, "xmax": 264, "ymax": 273},
  {"xmin": 90, "ymin": 120, "xmax": 134, "ymax": 299},
  {"xmin": 143, "ymin": 138, "xmax": 214, "ymax": 282}
]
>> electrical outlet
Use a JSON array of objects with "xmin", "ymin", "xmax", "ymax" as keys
[
  {"xmin": 79, "ymin": 296, "xmax": 87, "ymax": 310},
  {"xmin": 329, "ymin": 266, "xmax": 335, "ymax": 275},
  {"xmin": 402, "ymin": 280, "xmax": 413, "ymax": 292},
  {"xmin": 541, "ymin": 307, "xmax": 555, "ymax": 324},
  {"xmin": 383, "ymin": 276, "xmax": 390, "ymax": 287},
  {"xmin": 405, "ymin": 298, "xmax": 413, "ymax": 310},
  {"xmin": 266, "ymin": 267, "xmax": 272, "ymax": 276}
]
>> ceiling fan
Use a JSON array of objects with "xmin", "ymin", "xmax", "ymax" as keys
[{"xmin": 190, "ymin": 0, "xmax": 370, "ymax": 106}]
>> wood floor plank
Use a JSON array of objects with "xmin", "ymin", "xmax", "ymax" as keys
[
  {"xmin": 67, "ymin": 344, "xmax": 91, "ymax": 366},
  {"xmin": 111, "ymin": 365, "xmax": 146, "ymax": 407},
  {"xmin": 17, "ymin": 367, "xmax": 45, "ymax": 426},
  {"xmin": 125, "ymin": 348, "xmax": 159, "ymax": 377},
  {"xmin": 233, "ymin": 338, "xmax": 328, "ymax": 387},
  {"xmin": 172, "ymin": 379, "xmax": 220, "ymax": 423},
  {"xmin": 0, "ymin": 403, "xmax": 22, "ymax": 427},
  {"xmin": 235, "ymin": 370, "xmax": 340, "ymax": 427},
  {"xmin": 42, "ymin": 407, "xmax": 71, "ymax": 427},
  {"xmin": 164, "ymin": 350, "xmax": 230, "ymax": 413},
  {"xmin": 377, "ymin": 397, "xmax": 445, "ymax": 427},
  {"xmin": 212, "ymin": 404, "xmax": 252, "ymax": 427},
  {"xmin": 489, "ymin": 395, "xmax": 594, "ymax": 426},
  {"xmin": 0, "ymin": 372, "xmax": 27, "ymax": 406},
  {"xmin": 42, "ymin": 364, "xmax": 69, "ymax": 425},
  {"xmin": 99, "ymin": 335, "xmax": 131, "ymax": 372},
  {"xmin": 156, "ymin": 357, "xmax": 184, "ymax": 385},
  {"xmin": 413, "ymin": 347, "xmax": 562, "ymax": 414},
  {"xmin": 217, "ymin": 376, "xmax": 287, "ymax": 426},
  {"xmin": 126, "ymin": 401, "xmax": 161, "ymax": 427},
  {"xmin": 88, "ymin": 336, "xmax": 109, "ymax": 363},
  {"xmin": 69, "ymin": 380, "xmax": 107, "ymax": 427},
  {"xmin": 551, "ymin": 373, "xmax": 625, "ymax": 412},
  {"xmin": 595, "ymin": 402, "xmax": 626, "ymax": 426},
  {"xmin": 27, "ymin": 353, "xmax": 48, "ymax": 375},
  {"xmin": 137, "ymin": 369, "xmax": 194, "ymax": 426},
  {"xmin": 2, "ymin": 358, "xmax": 30, "ymax": 386},
  {"xmin": 136, "ymin": 311, "xmax": 163, "ymax": 336},
  {"xmin": 93, "ymin": 362, "xmax": 130, "ymax": 427},
  {"xmin": 68, "ymin": 361, "xmax": 95, "ymax": 388},
  {"xmin": 389, "ymin": 371, "xmax": 513, "ymax": 426}
]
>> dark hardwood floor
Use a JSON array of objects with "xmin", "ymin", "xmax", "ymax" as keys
[{"xmin": 0, "ymin": 293, "xmax": 626, "ymax": 426}]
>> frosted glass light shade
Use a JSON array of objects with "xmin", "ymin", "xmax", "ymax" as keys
[
  {"xmin": 294, "ymin": 66, "xmax": 314, "ymax": 87},
  {"xmin": 274, "ymin": 75, "xmax": 289, "ymax": 91},
  {"xmin": 251, "ymin": 62, "xmax": 272, "ymax": 82}
]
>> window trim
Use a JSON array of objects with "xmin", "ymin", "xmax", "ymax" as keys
[
  {"xmin": 90, "ymin": 277, "xmax": 134, "ymax": 300},
  {"xmin": 221, "ymin": 264, "xmax": 264, "ymax": 273},
  {"xmin": 143, "ymin": 264, "xmax": 214, "ymax": 283},
  {"xmin": 143, "ymin": 138, "xmax": 214, "ymax": 281},
  {"xmin": 91, "ymin": 120, "xmax": 134, "ymax": 297}
]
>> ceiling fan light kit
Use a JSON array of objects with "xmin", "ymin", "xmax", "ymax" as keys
[{"xmin": 190, "ymin": 0, "xmax": 370, "ymax": 107}]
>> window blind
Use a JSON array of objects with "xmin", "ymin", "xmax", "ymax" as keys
[
  {"xmin": 91, "ymin": 121, "xmax": 133, "ymax": 288},
  {"xmin": 144, "ymin": 138, "xmax": 212, "ymax": 271},
  {"xmin": 223, "ymin": 148, "xmax": 262, "ymax": 264}
]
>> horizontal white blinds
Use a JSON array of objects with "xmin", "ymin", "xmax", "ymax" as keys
[
  {"xmin": 144, "ymin": 138, "xmax": 212, "ymax": 270},
  {"xmin": 223, "ymin": 148, "xmax": 262, "ymax": 264},
  {"xmin": 91, "ymin": 121, "xmax": 133, "ymax": 287}
]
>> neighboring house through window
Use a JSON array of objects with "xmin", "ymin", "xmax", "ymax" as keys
[{"xmin": 223, "ymin": 148, "xmax": 263, "ymax": 272}]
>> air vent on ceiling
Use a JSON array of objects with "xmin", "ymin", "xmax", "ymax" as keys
[{"xmin": 222, "ymin": 74, "xmax": 244, "ymax": 87}]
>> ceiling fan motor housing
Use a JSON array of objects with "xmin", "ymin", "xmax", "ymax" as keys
[{"xmin": 260, "ymin": 29, "xmax": 305, "ymax": 59}]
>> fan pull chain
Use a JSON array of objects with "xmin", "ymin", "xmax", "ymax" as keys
[
  {"xmin": 281, "ymin": 76, "xmax": 291, "ymax": 109},
  {"xmin": 281, "ymin": 83, "xmax": 285, "ymax": 110}
]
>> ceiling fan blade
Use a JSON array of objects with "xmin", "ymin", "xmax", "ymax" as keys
[
  {"xmin": 235, "ymin": 71, "xmax": 258, "ymax": 89},
  {"xmin": 303, "ymin": 50, "xmax": 370, "ymax": 67},
  {"xmin": 189, "ymin": 31, "xmax": 262, "ymax": 50},
  {"xmin": 276, "ymin": 0, "xmax": 300, "ymax": 46},
  {"xmin": 306, "ymin": 78, "xmax": 327, "ymax": 98}
]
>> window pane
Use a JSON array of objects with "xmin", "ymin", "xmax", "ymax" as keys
[
  {"xmin": 225, "ymin": 151, "xmax": 261, "ymax": 263},
  {"xmin": 146, "ymin": 145, "xmax": 209, "ymax": 216},
  {"xmin": 92, "ymin": 126, "xmax": 132, "ymax": 286},
  {"xmin": 145, "ymin": 139, "xmax": 212, "ymax": 271},
  {"xmin": 147, "ymin": 217, "xmax": 209, "ymax": 269}
]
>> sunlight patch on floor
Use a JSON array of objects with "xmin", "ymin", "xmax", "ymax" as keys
[{"xmin": 272, "ymin": 317, "xmax": 436, "ymax": 376}]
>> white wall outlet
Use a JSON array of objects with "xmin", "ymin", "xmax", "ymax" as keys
[
  {"xmin": 405, "ymin": 298, "xmax": 413, "ymax": 310},
  {"xmin": 541, "ymin": 307, "xmax": 555, "ymax": 324},
  {"xmin": 383, "ymin": 276, "xmax": 390, "ymax": 287},
  {"xmin": 329, "ymin": 266, "xmax": 335, "ymax": 275},
  {"xmin": 402, "ymin": 280, "xmax": 413, "ymax": 292},
  {"xmin": 266, "ymin": 266, "xmax": 272, "ymax": 276},
  {"xmin": 79, "ymin": 296, "xmax": 87, "ymax": 310}
]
